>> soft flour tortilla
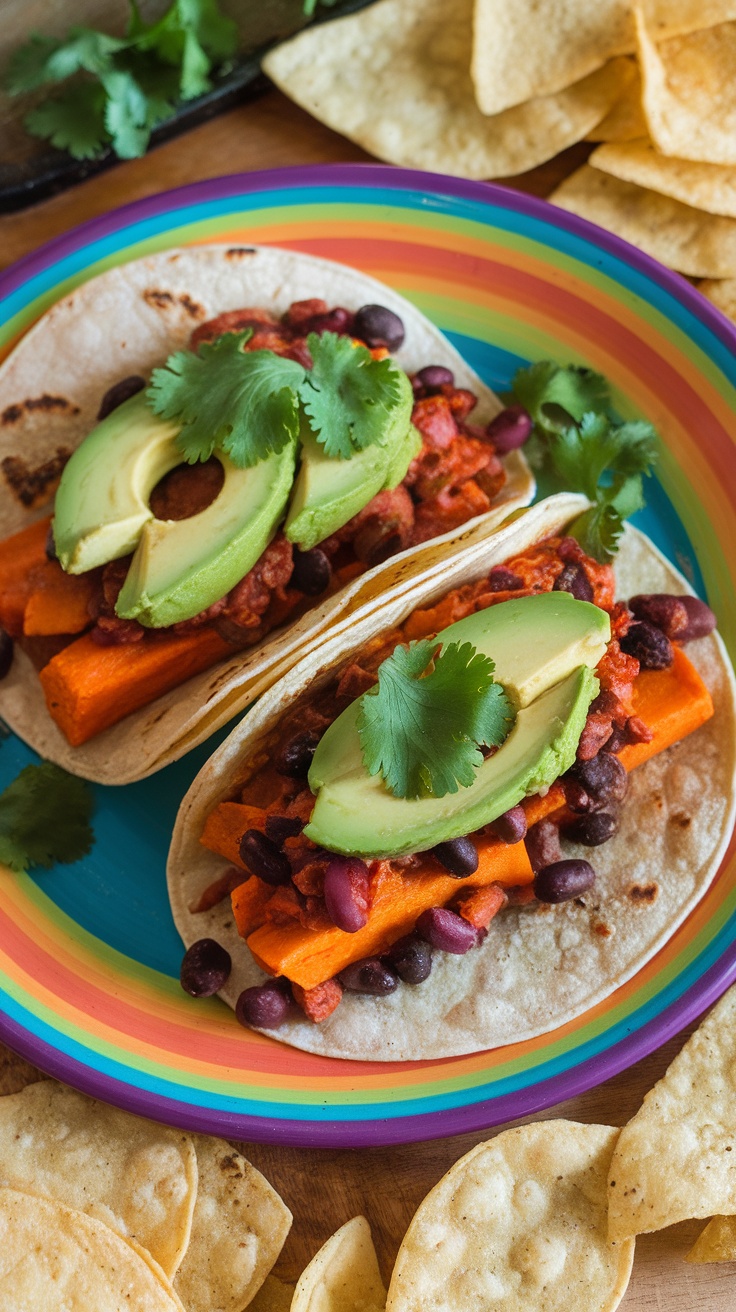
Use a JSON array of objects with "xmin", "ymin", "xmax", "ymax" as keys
[
  {"xmin": 168, "ymin": 493, "xmax": 736, "ymax": 1060},
  {"xmin": 0, "ymin": 244, "xmax": 533, "ymax": 784}
]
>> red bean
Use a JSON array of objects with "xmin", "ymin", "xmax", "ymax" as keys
[
  {"xmin": 488, "ymin": 565, "xmax": 525, "ymax": 592},
  {"xmin": 236, "ymin": 982, "xmax": 292, "ymax": 1030},
  {"xmin": 525, "ymin": 819, "xmax": 562, "ymax": 872},
  {"xmin": 680, "ymin": 595, "xmax": 717, "ymax": 643},
  {"xmin": 432, "ymin": 837, "xmax": 479, "ymax": 877},
  {"xmin": 485, "ymin": 405, "xmax": 533, "ymax": 454},
  {"xmin": 304, "ymin": 307, "xmax": 354, "ymax": 336},
  {"xmin": 338, "ymin": 958, "xmax": 399, "ymax": 994},
  {"xmin": 324, "ymin": 858, "xmax": 370, "ymax": 933},
  {"xmin": 180, "ymin": 939, "xmax": 232, "ymax": 997},
  {"xmin": 534, "ymin": 860, "xmax": 596, "ymax": 903},
  {"xmin": 97, "ymin": 374, "xmax": 146, "ymax": 421},
  {"xmin": 415, "ymin": 907, "xmax": 477, "ymax": 954},
  {"xmin": 621, "ymin": 620, "xmax": 673, "ymax": 670},
  {"xmin": 553, "ymin": 563, "xmax": 594, "ymax": 602},
  {"xmin": 239, "ymin": 830, "xmax": 292, "ymax": 886},
  {"xmin": 414, "ymin": 365, "xmax": 454, "ymax": 392},
  {"xmin": 491, "ymin": 805, "xmax": 527, "ymax": 844},
  {"xmin": 386, "ymin": 934, "xmax": 433, "ymax": 984},
  {"xmin": 0, "ymin": 629, "xmax": 13, "ymax": 681},
  {"xmin": 290, "ymin": 547, "xmax": 332, "ymax": 596},
  {"xmin": 354, "ymin": 304, "xmax": 405, "ymax": 351}
]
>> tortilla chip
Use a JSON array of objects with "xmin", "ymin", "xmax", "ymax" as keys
[
  {"xmin": 263, "ymin": 0, "xmax": 630, "ymax": 180},
  {"xmin": 551, "ymin": 166, "xmax": 736, "ymax": 276},
  {"xmin": 0, "ymin": 1186, "xmax": 185, "ymax": 1311},
  {"xmin": 386, "ymin": 1122, "xmax": 634, "ymax": 1311},
  {"xmin": 248, "ymin": 1274, "xmax": 296, "ymax": 1310},
  {"xmin": 586, "ymin": 63, "xmax": 647, "ymax": 141},
  {"xmin": 608, "ymin": 984, "xmax": 736, "ymax": 1240},
  {"xmin": 637, "ymin": 12, "xmax": 736, "ymax": 165},
  {"xmin": 173, "ymin": 1135, "xmax": 292, "ymax": 1312},
  {"xmin": 0, "ymin": 1081, "xmax": 197, "ymax": 1280},
  {"xmin": 292, "ymin": 1216, "xmax": 386, "ymax": 1312},
  {"xmin": 700, "ymin": 277, "xmax": 736, "ymax": 323},
  {"xmin": 590, "ymin": 140, "xmax": 736, "ymax": 217},
  {"xmin": 686, "ymin": 1214, "xmax": 736, "ymax": 1263}
]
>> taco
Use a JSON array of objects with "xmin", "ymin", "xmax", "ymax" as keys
[
  {"xmin": 167, "ymin": 492, "xmax": 736, "ymax": 1061},
  {"xmin": 0, "ymin": 244, "xmax": 533, "ymax": 784}
]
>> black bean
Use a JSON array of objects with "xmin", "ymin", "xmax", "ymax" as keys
[
  {"xmin": 488, "ymin": 565, "xmax": 525, "ymax": 592},
  {"xmin": 0, "ymin": 629, "xmax": 13, "ymax": 681},
  {"xmin": 414, "ymin": 364, "xmax": 454, "ymax": 392},
  {"xmin": 485, "ymin": 405, "xmax": 533, "ymax": 455},
  {"xmin": 239, "ymin": 829, "xmax": 292, "ymax": 886},
  {"xmin": 386, "ymin": 934, "xmax": 433, "ymax": 984},
  {"xmin": 45, "ymin": 523, "xmax": 58, "ymax": 561},
  {"xmin": 525, "ymin": 818, "xmax": 562, "ymax": 872},
  {"xmin": 275, "ymin": 730, "xmax": 321, "ymax": 778},
  {"xmin": 236, "ymin": 982, "xmax": 292, "ymax": 1030},
  {"xmin": 264, "ymin": 815, "xmax": 303, "ymax": 846},
  {"xmin": 565, "ymin": 752, "xmax": 627, "ymax": 807},
  {"xmin": 338, "ymin": 957, "xmax": 399, "ymax": 995},
  {"xmin": 553, "ymin": 563, "xmax": 594, "ymax": 602},
  {"xmin": 432, "ymin": 836, "xmax": 479, "ymax": 877},
  {"xmin": 180, "ymin": 938, "xmax": 232, "ymax": 997},
  {"xmin": 534, "ymin": 859, "xmax": 596, "ymax": 903},
  {"xmin": 564, "ymin": 811, "xmax": 619, "ymax": 847},
  {"xmin": 97, "ymin": 374, "xmax": 146, "ymax": 421},
  {"xmin": 491, "ymin": 805, "xmax": 527, "ymax": 844},
  {"xmin": 354, "ymin": 304, "xmax": 405, "ymax": 351},
  {"xmin": 620, "ymin": 620, "xmax": 673, "ymax": 670},
  {"xmin": 290, "ymin": 547, "xmax": 332, "ymax": 596}
]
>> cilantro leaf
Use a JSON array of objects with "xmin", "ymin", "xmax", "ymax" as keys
[
  {"xmin": 5, "ymin": 35, "xmax": 63, "ymax": 93},
  {"xmin": 511, "ymin": 360, "xmax": 659, "ymax": 563},
  {"xmin": 0, "ymin": 763, "xmax": 94, "ymax": 874},
  {"xmin": 45, "ymin": 27, "xmax": 126, "ymax": 79},
  {"xmin": 130, "ymin": 0, "xmax": 237, "ymax": 99},
  {"xmin": 147, "ymin": 332, "xmax": 306, "ymax": 467},
  {"xmin": 357, "ymin": 639, "xmax": 515, "ymax": 800},
  {"xmin": 300, "ymin": 332, "xmax": 403, "ymax": 459},
  {"xmin": 24, "ymin": 82, "xmax": 109, "ymax": 160}
]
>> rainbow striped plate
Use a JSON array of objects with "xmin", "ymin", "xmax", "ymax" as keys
[{"xmin": 1, "ymin": 165, "xmax": 736, "ymax": 1146}]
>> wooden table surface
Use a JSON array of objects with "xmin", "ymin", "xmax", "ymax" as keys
[{"xmin": 1, "ymin": 88, "xmax": 733, "ymax": 1310}]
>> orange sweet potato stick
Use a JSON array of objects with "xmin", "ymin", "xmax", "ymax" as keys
[
  {"xmin": 201, "ymin": 803, "xmax": 268, "ymax": 867},
  {"xmin": 0, "ymin": 517, "xmax": 51, "ymax": 637},
  {"xmin": 23, "ymin": 561, "xmax": 98, "ymax": 636},
  {"xmin": 39, "ymin": 627, "xmax": 234, "ymax": 746}
]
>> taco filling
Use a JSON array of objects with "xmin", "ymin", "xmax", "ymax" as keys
[
  {"xmin": 187, "ymin": 528, "xmax": 718, "ymax": 1031},
  {"xmin": 0, "ymin": 296, "xmax": 521, "ymax": 748}
]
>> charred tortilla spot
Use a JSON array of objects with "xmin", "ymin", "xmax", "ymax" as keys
[
  {"xmin": 629, "ymin": 882, "xmax": 659, "ymax": 903},
  {"xmin": 179, "ymin": 293, "xmax": 205, "ymax": 319},
  {"xmin": 1, "ymin": 404, "xmax": 22, "ymax": 424},
  {"xmin": 143, "ymin": 287, "xmax": 205, "ymax": 318},
  {"xmin": 593, "ymin": 922, "xmax": 613, "ymax": 937},
  {"xmin": 2, "ymin": 394, "xmax": 78, "ymax": 425},
  {"xmin": 225, "ymin": 247, "xmax": 256, "ymax": 258},
  {"xmin": 219, "ymin": 1154, "xmax": 244, "ymax": 1177},
  {"xmin": 144, "ymin": 288, "xmax": 175, "ymax": 308},
  {"xmin": 670, "ymin": 811, "xmax": 692, "ymax": 829},
  {"xmin": 2, "ymin": 447, "xmax": 71, "ymax": 507}
]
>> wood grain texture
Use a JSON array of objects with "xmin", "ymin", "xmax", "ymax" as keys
[{"xmin": 0, "ymin": 93, "xmax": 731, "ymax": 1307}]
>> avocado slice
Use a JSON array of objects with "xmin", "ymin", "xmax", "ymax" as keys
[
  {"xmin": 54, "ymin": 393, "xmax": 182, "ymax": 574},
  {"xmin": 115, "ymin": 440, "xmax": 296, "ymax": 628},
  {"xmin": 283, "ymin": 370, "xmax": 416, "ymax": 552},
  {"xmin": 304, "ymin": 593, "xmax": 609, "ymax": 857}
]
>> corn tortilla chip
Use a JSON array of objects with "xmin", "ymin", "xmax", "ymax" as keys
[
  {"xmin": 173, "ymin": 1134, "xmax": 292, "ymax": 1312},
  {"xmin": 608, "ymin": 984, "xmax": 736, "ymax": 1241},
  {"xmin": 686, "ymin": 1214, "xmax": 736, "ymax": 1263},
  {"xmin": 292, "ymin": 1216, "xmax": 386, "ymax": 1312},
  {"xmin": 586, "ymin": 63, "xmax": 647, "ymax": 141},
  {"xmin": 0, "ymin": 1186, "xmax": 185, "ymax": 1311},
  {"xmin": 471, "ymin": 1, "xmax": 736, "ymax": 118},
  {"xmin": 263, "ymin": 0, "xmax": 630, "ymax": 180},
  {"xmin": 700, "ymin": 277, "xmax": 736, "ymax": 322},
  {"xmin": 248, "ymin": 1274, "xmax": 296, "ymax": 1310},
  {"xmin": 386, "ymin": 1122, "xmax": 634, "ymax": 1312},
  {"xmin": 0, "ymin": 1081, "xmax": 197, "ymax": 1280},
  {"xmin": 551, "ymin": 166, "xmax": 736, "ymax": 276},
  {"xmin": 637, "ymin": 12, "xmax": 736, "ymax": 165},
  {"xmin": 591, "ymin": 140, "xmax": 736, "ymax": 217}
]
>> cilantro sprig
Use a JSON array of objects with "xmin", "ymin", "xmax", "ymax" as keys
[
  {"xmin": 357, "ymin": 639, "xmax": 515, "ymax": 800},
  {"xmin": 5, "ymin": 1, "xmax": 238, "ymax": 161},
  {"xmin": 147, "ymin": 330, "xmax": 406, "ymax": 468},
  {"xmin": 512, "ymin": 361, "xmax": 658, "ymax": 563},
  {"xmin": 0, "ymin": 763, "xmax": 94, "ymax": 874}
]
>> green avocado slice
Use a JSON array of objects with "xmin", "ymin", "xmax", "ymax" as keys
[
  {"xmin": 283, "ymin": 370, "xmax": 416, "ymax": 552},
  {"xmin": 304, "ymin": 593, "xmax": 609, "ymax": 858}
]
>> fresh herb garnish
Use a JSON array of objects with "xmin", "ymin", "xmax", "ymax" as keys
[
  {"xmin": 5, "ymin": 1, "xmax": 238, "ymax": 161},
  {"xmin": 0, "ymin": 762, "xmax": 94, "ymax": 874},
  {"xmin": 147, "ymin": 330, "xmax": 406, "ymax": 466},
  {"xmin": 513, "ymin": 361, "xmax": 658, "ymax": 563},
  {"xmin": 301, "ymin": 332, "xmax": 402, "ymax": 458},
  {"xmin": 148, "ymin": 332, "xmax": 306, "ymax": 467},
  {"xmin": 357, "ymin": 639, "xmax": 515, "ymax": 800}
]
